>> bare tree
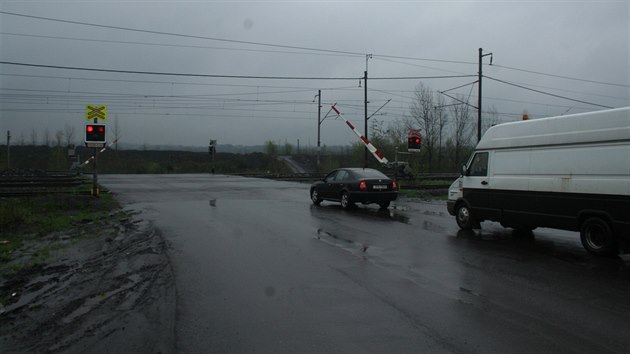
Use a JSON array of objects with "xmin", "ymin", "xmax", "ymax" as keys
[
  {"xmin": 386, "ymin": 118, "xmax": 406, "ymax": 146},
  {"xmin": 30, "ymin": 129, "xmax": 38, "ymax": 146},
  {"xmin": 18, "ymin": 132, "xmax": 26, "ymax": 146},
  {"xmin": 43, "ymin": 129, "xmax": 51, "ymax": 146},
  {"xmin": 55, "ymin": 130, "xmax": 64, "ymax": 147},
  {"xmin": 482, "ymin": 105, "xmax": 501, "ymax": 135},
  {"xmin": 64, "ymin": 123, "xmax": 75, "ymax": 147},
  {"xmin": 408, "ymin": 82, "xmax": 438, "ymax": 170},
  {"xmin": 450, "ymin": 97, "xmax": 474, "ymax": 167},
  {"xmin": 434, "ymin": 94, "xmax": 448, "ymax": 170}
]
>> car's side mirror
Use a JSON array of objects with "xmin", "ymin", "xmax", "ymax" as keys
[{"xmin": 461, "ymin": 165, "xmax": 468, "ymax": 176}]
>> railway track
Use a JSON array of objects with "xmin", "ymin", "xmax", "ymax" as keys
[
  {"xmin": 1, "ymin": 172, "xmax": 457, "ymax": 197},
  {"xmin": 235, "ymin": 172, "xmax": 457, "ymax": 190},
  {"xmin": 0, "ymin": 174, "xmax": 89, "ymax": 197}
]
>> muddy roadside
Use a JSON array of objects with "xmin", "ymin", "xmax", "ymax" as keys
[{"xmin": 0, "ymin": 194, "xmax": 175, "ymax": 353}]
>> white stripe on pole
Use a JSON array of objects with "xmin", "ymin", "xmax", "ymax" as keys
[{"xmin": 331, "ymin": 104, "xmax": 388, "ymax": 164}]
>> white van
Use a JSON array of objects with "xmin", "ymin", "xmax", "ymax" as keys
[{"xmin": 447, "ymin": 107, "xmax": 630, "ymax": 256}]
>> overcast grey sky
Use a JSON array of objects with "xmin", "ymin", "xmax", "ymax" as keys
[{"xmin": 1, "ymin": 0, "xmax": 628, "ymax": 148}]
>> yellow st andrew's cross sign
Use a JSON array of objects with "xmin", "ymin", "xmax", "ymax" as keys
[{"xmin": 86, "ymin": 104, "xmax": 107, "ymax": 121}]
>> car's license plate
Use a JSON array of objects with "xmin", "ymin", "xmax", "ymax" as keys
[{"xmin": 373, "ymin": 185, "xmax": 388, "ymax": 190}]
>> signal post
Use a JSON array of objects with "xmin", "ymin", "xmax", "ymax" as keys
[{"xmin": 85, "ymin": 104, "xmax": 107, "ymax": 197}]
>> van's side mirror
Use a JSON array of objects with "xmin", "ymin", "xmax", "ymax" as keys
[{"xmin": 461, "ymin": 165, "xmax": 467, "ymax": 176}]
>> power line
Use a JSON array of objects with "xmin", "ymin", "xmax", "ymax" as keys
[
  {"xmin": 485, "ymin": 76, "xmax": 615, "ymax": 109},
  {"xmin": 0, "ymin": 73, "xmax": 363, "ymax": 95},
  {"xmin": 0, "ymin": 11, "xmax": 366, "ymax": 57},
  {"xmin": 492, "ymin": 64, "xmax": 630, "ymax": 88},
  {"xmin": 0, "ymin": 11, "xmax": 479, "ymax": 67},
  {"xmin": 371, "ymin": 57, "xmax": 471, "ymax": 75},
  {"xmin": 0, "ymin": 32, "xmax": 362, "ymax": 59},
  {"xmin": 3, "ymin": 11, "xmax": 626, "ymax": 89},
  {"xmin": 0, "ymin": 61, "xmax": 476, "ymax": 81},
  {"xmin": 0, "ymin": 61, "xmax": 361, "ymax": 80}
]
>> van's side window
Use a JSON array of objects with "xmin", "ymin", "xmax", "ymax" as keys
[{"xmin": 469, "ymin": 152, "xmax": 488, "ymax": 176}]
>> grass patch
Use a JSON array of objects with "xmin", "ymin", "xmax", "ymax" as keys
[
  {"xmin": 399, "ymin": 188, "xmax": 448, "ymax": 201},
  {"xmin": 0, "ymin": 185, "xmax": 119, "ymax": 265}
]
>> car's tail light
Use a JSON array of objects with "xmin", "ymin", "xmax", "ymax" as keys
[
  {"xmin": 359, "ymin": 181, "xmax": 367, "ymax": 191},
  {"xmin": 392, "ymin": 181, "xmax": 397, "ymax": 190}
]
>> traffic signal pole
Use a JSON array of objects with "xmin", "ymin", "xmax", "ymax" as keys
[
  {"xmin": 92, "ymin": 117, "xmax": 99, "ymax": 197},
  {"xmin": 364, "ymin": 70, "xmax": 368, "ymax": 168}
]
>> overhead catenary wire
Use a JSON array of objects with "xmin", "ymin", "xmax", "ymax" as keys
[
  {"xmin": 2, "ymin": 11, "xmax": 626, "ymax": 88},
  {"xmin": 485, "ymin": 76, "xmax": 614, "ymax": 109},
  {"xmin": 0, "ymin": 11, "xmax": 366, "ymax": 57},
  {"xmin": 0, "ymin": 32, "xmax": 364, "ymax": 59},
  {"xmin": 0, "ymin": 10, "xmax": 624, "ymax": 129},
  {"xmin": 0, "ymin": 61, "xmax": 476, "ymax": 81},
  {"xmin": 491, "ymin": 64, "xmax": 630, "ymax": 88}
]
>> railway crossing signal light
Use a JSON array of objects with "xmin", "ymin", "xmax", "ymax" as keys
[
  {"xmin": 408, "ymin": 136, "xmax": 421, "ymax": 151},
  {"xmin": 85, "ymin": 124, "xmax": 106, "ymax": 143}
]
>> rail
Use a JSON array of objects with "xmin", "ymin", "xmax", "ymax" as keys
[
  {"xmin": 0, "ymin": 174, "xmax": 88, "ymax": 196},
  {"xmin": 232, "ymin": 172, "xmax": 459, "ymax": 190}
]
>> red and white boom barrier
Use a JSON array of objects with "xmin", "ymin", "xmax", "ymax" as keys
[{"xmin": 331, "ymin": 104, "xmax": 389, "ymax": 164}]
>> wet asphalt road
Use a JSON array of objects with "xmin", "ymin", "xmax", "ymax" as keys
[{"xmin": 100, "ymin": 174, "xmax": 630, "ymax": 353}]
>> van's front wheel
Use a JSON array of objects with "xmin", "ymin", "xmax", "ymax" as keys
[
  {"xmin": 580, "ymin": 217, "xmax": 617, "ymax": 256},
  {"xmin": 456, "ymin": 204, "xmax": 478, "ymax": 230}
]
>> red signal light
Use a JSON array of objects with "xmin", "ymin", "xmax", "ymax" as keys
[
  {"xmin": 359, "ymin": 181, "xmax": 367, "ymax": 191},
  {"xmin": 392, "ymin": 181, "xmax": 397, "ymax": 190},
  {"xmin": 85, "ymin": 124, "xmax": 106, "ymax": 143},
  {"xmin": 408, "ymin": 134, "xmax": 422, "ymax": 151}
]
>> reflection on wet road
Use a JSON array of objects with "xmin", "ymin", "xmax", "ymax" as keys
[{"xmin": 101, "ymin": 174, "xmax": 630, "ymax": 353}]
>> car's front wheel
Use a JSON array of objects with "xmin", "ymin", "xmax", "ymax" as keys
[
  {"xmin": 340, "ymin": 192, "xmax": 354, "ymax": 209},
  {"xmin": 310, "ymin": 189, "xmax": 322, "ymax": 206}
]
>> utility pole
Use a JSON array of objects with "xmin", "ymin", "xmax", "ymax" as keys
[
  {"xmin": 316, "ymin": 90, "xmax": 321, "ymax": 169},
  {"xmin": 477, "ymin": 48, "xmax": 493, "ymax": 142},
  {"xmin": 364, "ymin": 69, "xmax": 368, "ymax": 168},
  {"xmin": 364, "ymin": 54, "xmax": 371, "ymax": 168}
]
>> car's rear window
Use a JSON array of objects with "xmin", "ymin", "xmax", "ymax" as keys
[{"xmin": 352, "ymin": 169, "xmax": 388, "ymax": 179}]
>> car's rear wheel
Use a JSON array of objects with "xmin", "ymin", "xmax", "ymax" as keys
[
  {"xmin": 340, "ymin": 192, "xmax": 354, "ymax": 209},
  {"xmin": 310, "ymin": 189, "xmax": 322, "ymax": 206}
]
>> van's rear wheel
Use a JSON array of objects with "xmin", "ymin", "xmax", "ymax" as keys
[
  {"xmin": 456, "ymin": 204, "xmax": 478, "ymax": 230},
  {"xmin": 580, "ymin": 217, "xmax": 617, "ymax": 256}
]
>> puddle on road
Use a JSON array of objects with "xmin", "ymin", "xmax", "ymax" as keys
[
  {"xmin": 315, "ymin": 228, "xmax": 370, "ymax": 256},
  {"xmin": 310, "ymin": 204, "xmax": 411, "ymax": 224}
]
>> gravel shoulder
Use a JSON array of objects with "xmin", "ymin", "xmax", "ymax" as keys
[{"xmin": 0, "ymin": 208, "xmax": 175, "ymax": 353}]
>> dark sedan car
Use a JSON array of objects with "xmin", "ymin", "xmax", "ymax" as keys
[{"xmin": 310, "ymin": 168, "xmax": 398, "ymax": 209}]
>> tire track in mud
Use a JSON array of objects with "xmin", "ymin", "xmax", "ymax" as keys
[{"xmin": 0, "ymin": 211, "xmax": 175, "ymax": 353}]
